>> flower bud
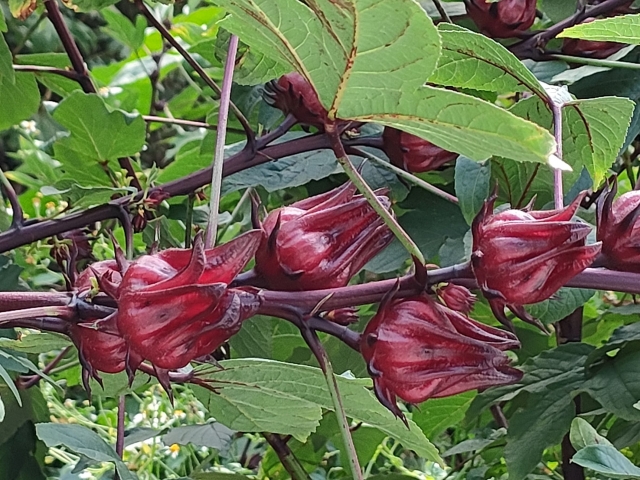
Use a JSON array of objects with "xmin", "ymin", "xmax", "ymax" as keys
[
  {"xmin": 437, "ymin": 283, "xmax": 476, "ymax": 314},
  {"xmin": 117, "ymin": 231, "xmax": 262, "ymax": 371},
  {"xmin": 254, "ymin": 183, "xmax": 394, "ymax": 290},
  {"xmin": 466, "ymin": 0, "xmax": 537, "ymax": 38},
  {"xmin": 361, "ymin": 293, "xmax": 521, "ymax": 418},
  {"xmin": 264, "ymin": 73, "xmax": 330, "ymax": 129},
  {"xmin": 471, "ymin": 193, "xmax": 601, "ymax": 328},
  {"xmin": 597, "ymin": 181, "xmax": 640, "ymax": 272},
  {"xmin": 382, "ymin": 127, "xmax": 457, "ymax": 173}
]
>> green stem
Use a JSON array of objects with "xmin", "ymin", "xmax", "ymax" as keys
[
  {"xmin": 550, "ymin": 53, "xmax": 640, "ymax": 70},
  {"xmin": 302, "ymin": 327, "xmax": 363, "ymax": 480},
  {"xmin": 263, "ymin": 433, "xmax": 311, "ymax": 480},
  {"xmin": 326, "ymin": 126, "xmax": 426, "ymax": 265},
  {"xmin": 352, "ymin": 148, "xmax": 459, "ymax": 204}
]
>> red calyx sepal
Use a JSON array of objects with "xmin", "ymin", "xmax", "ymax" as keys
[{"xmin": 466, "ymin": 0, "xmax": 537, "ymax": 38}]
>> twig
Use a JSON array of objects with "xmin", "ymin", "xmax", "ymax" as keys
[
  {"xmin": 0, "ymin": 168, "xmax": 24, "ymax": 229},
  {"xmin": 548, "ymin": 54, "xmax": 640, "ymax": 70},
  {"xmin": 17, "ymin": 345, "xmax": 71, "ymax": 389},
  {"xmin": 205, "ymin": 34, "xmax": 239, "ymax": 248},
  {"xmin": 141, "ymin": 115, "xmax": 245, "ymax": 133},
  {"xmin": 116, "ymin": 395, "xmax": 126, "ymax": 458},
  {"xmin": 432, "ymin": 0, "xmax": 452, "ymax": 22},
  {"xmin": 551, "ymin": 101, "xmax": 564, "ymax": 209},
  {"xmin": 351, "ymin": 147, "xmax": 459, "ymax": 204},
  {"xmin": 134, "ymin": 0, "xmax": 256, "ymax": 150},
  {"xmin": 510, "ymin": 0, "xmax": 635, "ymax": 60},
  {"xmin": 13, "ymin": 64, "xmax": 83, "ymax": 81},
  {"xmin": 263, "ymin": 433, "xmax": 311, "ymax": 480},
  {"xmin": 325, "ymin": 124, "xmax": 426, "ymax": 264},
  {"xmin": 0, "ymin": 305, "xmax": 75, "ymax": 324}
]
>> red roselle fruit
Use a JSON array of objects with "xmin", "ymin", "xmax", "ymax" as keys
[
  {"xmin": 471, "ymin": 192, "xmax": 601, "ymax": 329},
  {"xmin": 466, "ymin": 0, "xmax": 537, "ymax": 38},
  {"xmin": 116, "ymin": 230, "xmax": 262, "ymax": 380},
  {"xmin": 68, "ymin": 260, "xmax": 141, "ymax": 392},
  {"xmin": 254, "ymin": 182, "xmax": 394, "ymax": 291},
  {"xmin": 382, "ymin": 127, "xmax": 458, "ymax": 173},
  {"xmin": 264, "ymin": 72, "xmax": 332, "ymax": 129},
  {"xmin": 361, "ymin": 293, "xmax": 521, "ymax": 419},
  {"xmin": 597, "ymin": 181, "xmax": 640, "ymax": 272},
  {"xmin": 437, "ymin": 283, "xmax": 477, "ymax": 315}
]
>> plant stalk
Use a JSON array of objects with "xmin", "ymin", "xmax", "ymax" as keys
[
  {"xmin": 205, "ymin": 34, "xmax": 239, "ymax": 248},
  {"xmin": 263, "ymin": 433, "xmax": 311, "ymax": 480},
  {"xmin": 549, "ymin": 54, "xmax": 640, "ymax": 70}
]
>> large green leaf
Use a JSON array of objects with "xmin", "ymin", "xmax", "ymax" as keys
[
  {"xmin": 0, "ymin": 333, "xmax": 71, "ymax": 354},
  {"xmin": 558, "ymin": 14, "xmax": 640, "ymax": 45},
  {"xmin": 525, "ymin": 288, "xmax": 595, "ymax": 325},
  {"xmin": 573, "ymin": 445, "xmax": 640, "ymax": 479},
  {"xmin": 430, "ymin": 24, "xmax": 546, "ymax": 98},
  {"xmin": 36, "ymin": 423, "xmax": 136, "ymax": 480},
  {"xmin": 213, "ymin": 0, "xmax": 555, "ymax": 163},
  {"xmin": 0, "ymin": 72, "xmax": 40, "ymax": 131},
  {"xmin": 192, "ymin": 359, "xmax": 440, "ymax": 463},
  {"xmin": 412, "ymin": 392, "xmax": 476, "ymax": 439},
  {"xmin": 52, "ymin": 92, "xmax": 146, "ymax": 185}
]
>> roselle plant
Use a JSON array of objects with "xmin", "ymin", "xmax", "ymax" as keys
[{"xmin": 2, "ymin": 0, "xmax": 640, "ymax": 479}]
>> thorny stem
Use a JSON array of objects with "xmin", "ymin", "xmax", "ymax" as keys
[
  {"xmin": 0, "ymin": 168, "xmax": 24, "ymax": 229},
  {"xmin": 300, "ymin": 326, "xmax": 363, "ymax": 480},
  {"xmin": 263, "ymin": 433, "xmax": 311, "ymax": 480},
  {"xmin": 134, "ymin": 0, "xmax": 256, "ymax": 149},
  {"xmin": 205, "ymin": 34, "xmax": 239, "ymax": 249},
  {"xmin": 326, "ymin": 124, "xmax": 426, "ymax": 265},
  {"xmin": 352, "ymin": 148, "xmax": 459, "ymax": 204}
]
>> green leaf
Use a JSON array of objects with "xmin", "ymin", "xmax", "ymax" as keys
[
  {"xmin": 52, "ymin": 92, "xmax": 145, "ymax": 185},
  {"xmin": 541, "ymin": 0, "xmax": 577, "ymax": 23},
  {"xmin": 0, "ymin": 35, "xmax": 14, "ymax": 84},
  {"xmin": 0, "ymin": 7, "xmax": 6, "ymax": 31},
  {"xmin": 0, "ymin": 73, "xmax": 40, "ymax": 131},
  {"xmin": 454, "ymin": 156, "xmax": 491, "ymax": 224},
  {"xmin": 62, "ymin": 0, "xmax": 119, "ymax": 12},
  {"xmin": 0, "ymin": 363, "xmax": 24, "ymax": 407},
  {"xmin": 430, "ymin": 24, "xmax": 545, "ymax": 97},
  {"xmin": 35, "ymin": 423, "xmax": 136, "ymax": 480},
  {"xmin": 162, "ymin": 423, "xmax": 235, "ymax": 453},
  {"xmin": 101, "ymin": 8, "xmax": 146, "ymax": 51},
  {"xmin": 570, "ymin": 417, "xmax": 612, "ymax": 451},
  {"xmin": 8, "ymin": 0, "xmax": 39, "ymax": 20},
  {"xmin": 525, "ymin": 288, "xmax": 595, "ymax": 325},
  {"xmin": 412, "ymin": 391, "xmax": 476, "ymax": 439},
  {"xmin": 583, "ymin": 347, "xmax": 640, "ymax": 421},
  {"xmin": 572, "ymin": 444, "xmax": 640, "ymax": 479},
  {"xmin": 0, "ymin": 333, "xmax": 71, "ymax": 354},
  {"xmin": 14, "ymin": 53, "xmax": 79, "ymax": 96},
  {"xmin": 214, "ymin": 0, "xmax": 555, "ymax": 163},
  {"xmin": 192, "ymin": 359, "xmax": 440, "ymax": 463},
  {"xmin": 0, "ymin": 396, "xmax": 5, "ymax": 423},
  {"xmin": 558, "ymin": 14, "xmax": 640, "ymax": 45},
  {"xmin": 443, "ymin": 428, "xmax": 506, "ymax": 457},
  {"xmin": 41, "ymin": 182, "xmax": 136, "ymax": 208}
]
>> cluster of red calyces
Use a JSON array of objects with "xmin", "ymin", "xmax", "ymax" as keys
[
  {"xmin": 597, "ymin": 181, "xmax": 640, "ymax": 272},
  {"xmin": 254, "ymin": 182, "xmax": 393, "ymax": 291},
  {"xmin": 465, "ymin": 0, "xmax": 537, "ymax": 39},
  {"xmin": 471, "ymin": 192, "xmax": 601, "ymax": 330},
  {"xmin": 361, "ymin": 289, "xmax": 521, "ymax": 420},
  {"xmin": 382, "ymin": 127, "xmax": 458, "ymax": 173},
  {"xmin": 71, "ymin": 231, "xmax": 262, "ymax": 395}
]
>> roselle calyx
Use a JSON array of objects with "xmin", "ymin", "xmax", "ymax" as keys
[
  {"xmin": 597, "ymin": 181, "xmax": 640, "ymax": 272},
  {"xmin": 437, "ymin": 283, "xmax": 476, "ymax": 315},
  {"xmin": 471, "ymin": 193, "xmax": 601, "ymax": 328},
  {"xmin": 466, "ymin": 0, "xmax": 537, "ymax": 38},
  {"xmin": 116, "ymin": 231, "xmax": 262, "ymax": 374},
  {"xmin": 265, "ymin": 73, "xmax": 334, "ymax": 130},
  {"xmin": 361, "ymin": 293, "xmax": 521, "ymax": 419},
  {"xmin": 254, "ymin": 182, "xmax": 394, "ymax": 291},
  {"xmin": 382, "ymin": 127, "xmax": 457, "ymax": 173}
]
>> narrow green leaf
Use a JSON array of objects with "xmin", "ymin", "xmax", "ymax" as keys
[
  {"xmin": 573, "ymin": 444, "xmax": 640, "ymax": 478},
  {"xmin": 0, "ymin": 364, "xmax": 21, "ymax": 407},
  {"xmin": 36, "ymin": 423, "xmax": 136, "ymax": 480},
  {"xmin": 454, "ymin": 157, "xmax": 491, "ymax": 224},
  {"xmin": 0, "ymin": 73, "xmax": 39, "ymax": 131},
  {"xmin": 558, "ymin": 14, "xmax": 640, "ymax": 45},
  {"xmin": 430, "ymin": 24, "xmax": 546, "ymax": 97}
]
